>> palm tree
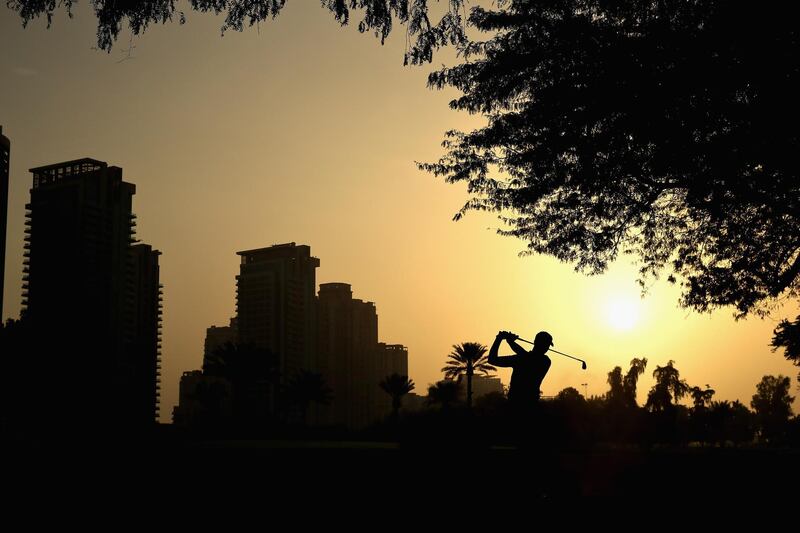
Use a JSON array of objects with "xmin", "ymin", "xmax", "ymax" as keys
[
  {"xmin": 441, "ymin": 342, "xmax": 496, "ymax": 409},
  {"xmin": 379, "ymin": 373, "xmax": 415, "ymax": 420},
  {"xmin": 427, "ymin": 380, "xmax": 462, "ymax": 412}
]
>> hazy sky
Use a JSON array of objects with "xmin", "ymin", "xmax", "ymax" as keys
[{"xmin": 2, "ymin": 3, "xmax": 798, "ymax": 421}]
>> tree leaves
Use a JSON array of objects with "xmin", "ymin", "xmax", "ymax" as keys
[{"xmin": 422, "ymin": 1, "xmax": 800, "ymax": 322}]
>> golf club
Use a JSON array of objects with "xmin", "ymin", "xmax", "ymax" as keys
[{"xmin": 515, "ymin": 336, "xmax": 588, "ymax": 370}]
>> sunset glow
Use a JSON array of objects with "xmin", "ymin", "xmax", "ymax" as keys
[{"xmin": 604, "ymin": 296, "xmax": 641, "ymax": 331}]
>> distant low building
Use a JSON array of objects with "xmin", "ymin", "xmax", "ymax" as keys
[
  {"xmin": 402, "ymin": 392, "xmax": 426, "ymax": 413},
  {"xmin": 203, "ymin": 317, "xmax": 237, "ymax": 368},
  {"xmin": 456, "ymin": 374, "xmax": 504, "ymax": 404},
  {"xmin": 172, "ymin": 370, "xmax": 232, "ymax": 429},
  {"xmin": 373, "ymin": 343, "xmax": 409, "ymax": 420}
]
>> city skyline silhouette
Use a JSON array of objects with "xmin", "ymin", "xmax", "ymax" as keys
[{"xmin": 1, "ymin": 2, "xmax": 799, "ymax": 431}]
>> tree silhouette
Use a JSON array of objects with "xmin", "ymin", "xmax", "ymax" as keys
[
  {"xmin": 771, "ymin": 315, "xmax": 800, "ymax": 366},
  {"xmin": 606, "ymin": 366, "xmax": 625, "ymax": 408},
  {"xmin": 556, "ymin": 386, "xmax": 584, "ymax": 404},
  {"xmin": 688, "ymin": 384, "xmax": 715, "ymax": 444},
  {"xmin": 418, "ymin": 1, "xmax": 800, "ymax": 337},
  {"xmin": 606, "ymin": 357, "xmax": 647, "ymax": 409},
  {"xmin": 623, "ymin": 358, "xmax": 648, "ymax": 407},
  {"xmin": 378, "ymin": 373, "xmax": 415, "ymax": 420},
  {"xmin": 284, "ymin": 370, "xmax": 333, "ymax": 426},
  {"xmin": 604, "ymin": 359, "xmax": 647, "ymax": 444},
  {"xmin": 690, "ymin": 385, "xmax": 716, "ymax": 411},
  {"xmin": 426, "ymin": 380, "xmax": 461, "ymax": 412},
  {"xmin": 441, "ymin": 342, "xmax": 495, "ymax": 409},
  {"xmin": 646, "ymin": 361, "xmax": 689, "ymax": 413},
  {"xmin": 750, "ymin": 375, "xmax": 794, "ymax": 444},
  {"xmin": 6, "ymin": 0, "xmax": 468, "ymax": 61},
  {"xmin": 203, "ymin": 342, "xmax": 280, "ymax": 425},
  {"xmin": 708, "ymin": 400, "xmax": 754, "ymax": 447}
]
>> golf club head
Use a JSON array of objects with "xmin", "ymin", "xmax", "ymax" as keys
[{"xmin": 581, "ymin": 361, "xmax": 587, "ymax": 370}]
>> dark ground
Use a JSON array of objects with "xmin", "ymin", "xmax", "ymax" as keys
[{"xmin": 6, "ymin": 433, "xmax": 799, "ymax": 501}]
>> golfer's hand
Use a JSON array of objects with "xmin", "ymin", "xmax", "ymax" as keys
[{"xmin": 497, "ymin": 330, "xmax": 518, "ymax": 341}]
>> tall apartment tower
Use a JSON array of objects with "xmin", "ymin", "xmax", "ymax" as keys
[
  {"xmin": 373, "ymin": 343, "xmax": 409, "ymax": 416},
  {"xmin": 236, "ymin": 243, "xmax": 319, "ymax": 379},
  {"xmin": 317, "ymin": 283, "xmax": 378, "ymax": 428},
  {"xmin": 0, "ymin": 126, "xmax": 9, "ymax": 320},
  {"xmin": 128, "ymin": 244, "xmax": 163, "ymax": 424},
  {"xmin": 23, "ymin": 158, "xmax": 159, "ymax": 429}
]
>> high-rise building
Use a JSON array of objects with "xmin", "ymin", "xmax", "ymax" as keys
[
  {"xmin": 0, "ymin": 126, "xmax": 9, "ymax": 320},
  {"xmin": 373, "ymin": 343, "xmax": 409, "ymax": 419},
  {"xmin": 317, "ymin": 283, "xmax": 409, "ymax": 428},
  {"xmin": 236, "ymin": 243, "xmax": 319, "ymax": 378},
  {"xmin": 127, "ymin": 244, "xmax": 163, "ymax": 424},
  {"xmin": 23, "ymin": 158, "xmax": 159, "ymax": 429},
  {"xmin": 317, "ymin": 282, "xmax": 379, "ymax": 428}
]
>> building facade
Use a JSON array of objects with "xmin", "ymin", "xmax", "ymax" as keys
[
  {"xmin": 128, "ymin": 244, "xmax": 163, "ymax": 424},
  {"xmin": 203, "ymin": 317, "xmax": 238, "ymax": 368},
  {"xmin": 236, "ymin": 243, "xmax": 319, "ymax": 379},
  {"xmin": 318, "ymin": 282, "xmax": 409, "ymax": 428},
  {"xmin": 0, "ymin": 126, "xmax": 9, "ymax": 320},
  {"xmin": 373, "ymin": 343, "xmax": 409, "ymax": 419},
  {"xmin": 23, "ymin": 158, "xmax": 160, "ymax": 429}
]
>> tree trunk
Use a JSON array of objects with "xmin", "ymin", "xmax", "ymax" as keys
[{"xmin": 467, "ymin": 368, "xmax": 473, "ymax": 410}]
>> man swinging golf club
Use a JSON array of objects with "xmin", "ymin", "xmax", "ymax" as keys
[
  {"xmin": 489, "ymin": 330, "xmax": 554, "ymax": 407},
  {"xmin": 489, "ymin": 330, "xmax": 554, "ymax": 448}
]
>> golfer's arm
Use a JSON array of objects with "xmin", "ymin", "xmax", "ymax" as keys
[
  {"xmin": 488, "ymin": 336, "xmax": 515, "ymax": 367},
  {"xmin": 507, "ymin": 339, "xmax": 527, "ymax": 356}
]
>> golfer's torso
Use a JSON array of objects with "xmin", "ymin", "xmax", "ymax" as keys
[{"xmin": 508, "ymin": 353, "xmax": 551, "ymax": 401}]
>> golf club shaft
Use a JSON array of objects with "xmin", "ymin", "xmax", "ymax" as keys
[{"xmin": 515, "ymin": 337, "xmax": 586, "ymax": 365}]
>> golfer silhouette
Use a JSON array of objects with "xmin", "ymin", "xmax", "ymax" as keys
[
  {"xmin": 489, "ymin": 330, "xmax": 553, "ymax": 446},
  {"xmin": 489, "ymin": 330, "xmax": 552, "ymax": 403}
]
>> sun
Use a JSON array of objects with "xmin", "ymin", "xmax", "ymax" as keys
[{"xmin": 604, "ymin": 296, "xmax": 641, "ymax": 331}]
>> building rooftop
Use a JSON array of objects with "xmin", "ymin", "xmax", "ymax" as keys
[
  {"xmin": 29, "ymin": 158, "xmax": 110, "ymax": 188},
  {"xmin": 29, "ymin": 158, "xmax": 107, "ymax": 174},
  {"xmin": 237, "ymin": 242, "xmax": 308, "ymax": 256}
]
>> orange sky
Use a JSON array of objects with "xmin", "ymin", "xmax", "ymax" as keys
[{"xmin": 2, "ymin": 3, "xmax": 798, "ymax": 421}]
